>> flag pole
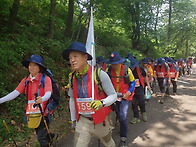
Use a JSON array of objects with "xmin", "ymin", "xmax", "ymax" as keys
[
  {"xmin": 90, "ymin": 7, "xmax": 94, "ymax": 100},
  {"xmin": 86, "ymin": 6, "xmax": 95, "ymax": 100}
]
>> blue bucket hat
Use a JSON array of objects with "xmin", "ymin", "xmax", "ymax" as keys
[
  {"xmin": 96, "ymin": 56, "xmax": 106, "ymax": 64},
  {"xmin": 62, "ymin": 42, "xmax": 92, "ymax": 61},
  {"xmin": 167, "ymin": 57, "xmax": 174, "ymax": 64},
  {"xmin": 157, "ymin": 57, "xmax": 165, "ymax": 66},
  {"xmin": 129, "ymin": 58, "xmax": 139, "ymax": 69},
  {"xmin": 127, "ymin": 53, "xmax": 134, "ymax": 59},
  {"xmin": 107, "ymin": 52, "xmax": 125, "ymax": 64},
  {"xmin": 141, "ymin": 58, "xmax": 149, "ymax": 64},
  {"xmin": 21, "ymin": 55, "xmax": 47, "ymax": 69}
]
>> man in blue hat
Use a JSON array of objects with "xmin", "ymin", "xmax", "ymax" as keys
[
  {"xmin": 62, "ymin": 42, "xmax": 117, "ymax": 147},
  {"xmin": 154, "ymin": 57, "xmax": 170, "ymax": 104},
  {"xmin": 106, "ymin": 52, "xmax": 135, "ymax": 147},
  {"xmin": 96, "ymin": 56, "xmax": 107, "ymax": 70},
  {"xmin": 166, "ymin": 58, "xmax": 179, "ymax": 95},
  {"xmin": 129, "ymin": 57, "xmax": 151, "ymax": 124}
]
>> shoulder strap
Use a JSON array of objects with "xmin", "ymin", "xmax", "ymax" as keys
[
  {"xmin": 94, "ymin": 66, "xmax": 103, "ymax": 93},
  {"xmin": 70, "ymin": 71, "xmax": 76, "ymax": 89}
]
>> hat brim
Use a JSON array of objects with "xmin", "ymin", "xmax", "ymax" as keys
[
  {"xmin": 106, "ymin": 58, "xmax": 125, "ymax": 65},
  {"xmin": 97, "ymin": 60, "xmax": 106, "ymax": 64},
  {"xmin": 62, "ymin": 49, "xmax": 92, "ymax": 61},
  {"xmin": 131, "ymin": 60, "xmax": 139, "ymax": 69},
  {"xmin": 21, "ymin": 60, "xmax": 47, "ymax": 69}
]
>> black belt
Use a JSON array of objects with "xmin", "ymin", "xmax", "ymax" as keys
[{"xmin": 81, "ymin": 115, "xmax": 93, "ymax": 121}]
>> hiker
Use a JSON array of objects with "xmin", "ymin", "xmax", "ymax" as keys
[
  {"xmin": 106, "ymin": 52, "xmax": 135, "ymax": 147},
  {"xmin": 0, "ymin": 55, "xmax": 55, "ymax": 147},
  {"xmin": 166, "ymin": 58, "xmax": 179, "ymax": 95},
  {"xmin": 177, "ymin": 58, "xmax": 185, "ymax": 77},
  {"xmin": 186, "ymin": 57, "xmax": 193, "ymax": 75},
  {"xmin": 62, "ymin": 42, "xmax": 117, "ymax": 147},
  {"xmin": 129, "ymin": 57, "xmax": 150, "ymax": 124},
  {"xmin": 96, "ymin": 56, "xmax": 108, "ymax": 71},
  {"xmin": 141, "ymin": 58, "xmax": 154, "ymax": 92},
  {"xmin": 154, "ymin": 57, "xmax": 171, "ymax": 104}
]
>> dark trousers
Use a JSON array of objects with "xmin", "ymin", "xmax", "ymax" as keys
[
  {"xmin": 166, "ymin": 78, "xmax": 177, "ymax": 94},
  {"xmin": 131, "ymin": 86, "xmax": 146, "ymax": 118},
  {"xmin": 35, "ymin": 116, "xmax": 50, "ymax": 147},
  {"xmin": 157, "ymin": 77, "xmax": 168, "ymax": 93}
]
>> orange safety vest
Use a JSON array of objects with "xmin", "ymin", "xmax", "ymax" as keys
[
  {"xmin": 178, "ymin": 61, "xmax": 183, "ymax": 68},
  {"xmin": 25, "ymin": 74, "xmax": 51, "ymax": 116},
  {"xmin": 72, "ymin": 66, "xmax": 112, "ymax": 124},
  {"xmin": 110, "ymin": 64, "xmax": 134, "ymax": 101},
  {"xmin": 135, "ymin": 66, "xmax": 145, "ymax": 88},
  {"xmin": 169, "ymin": 64, "xmax": 176, "ymax": 78},
  {"xmin": 156, "ymin": 64, "xmax": 168, "ymax": 78}
]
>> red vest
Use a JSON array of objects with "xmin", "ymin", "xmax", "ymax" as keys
[
  {"xmin": 73, "ymin": 66, "xmax": 111, "ymax": 124},
  {"xmin": 187, "ymin": 61, "xmax": 192, "ymax": 66},
  {"xmin": 169, "ymin": 64, "xmax": 176, "ymax": 78},
  {"xmin": 25, "ymin": 74, "xmax": 50, "ymax": 116},
  {"xmin": 136, "ymin": 66, "xmax": 145, "ymax": 88},
  {"xmin": 178, "ymin": 61, "xmax": 183, "ymax": 68},
  {"xmin": 156, "ymin": 64, "xmax": 168, "ymax": 78},
  {"xmin": 102, "ymin": 63, "xmax": 107, "ymax": 71},
  {"xmin": 110, "ymin": 64, "xmax": 134, "ymax": 101}
]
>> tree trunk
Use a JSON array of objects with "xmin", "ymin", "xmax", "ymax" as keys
[
  {"xmin": 64, "ymin": 0, "xmax": 74, "ymax": 38},
  {"xmin": 131, "ymin": 2, "xmax": 140, "ymax": 49},
  {"xmin": 48, "ymin": 0, "xmax": 56, "ymax": 39},
  {"xmin": 9, "ymin": 0, "xmax": 20, "ymax": 32},
  {"xmin": 168, "ymin": 0, "xmax": 172, "ymax": 42},
  {"xmin": 185, "ymin": 39, "xmax": 188, "ymax": 58}
]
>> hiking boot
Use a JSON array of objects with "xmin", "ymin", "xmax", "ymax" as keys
[
  {"xmin": 130, "ymin": 117, "xmax": 140, "ymax": 124},
  {"xmin": 142, "ymin": 112, "xmax": 148, "ymax": 122},
  {"xmin": 160, "ymin": 97, "xmax": 164, "ymax": 104},
  {"xmin": 119, "ymin": 137, "xmax": 127, "ymax": 147}
]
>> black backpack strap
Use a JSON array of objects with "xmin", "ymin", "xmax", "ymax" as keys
[
  {"xmin": 95, "ymin": 67, "xmax": 103, "ymax": 94},
  {"xmin": 70, "ymin": 71, "xmax": 76, "ymax": 89}
]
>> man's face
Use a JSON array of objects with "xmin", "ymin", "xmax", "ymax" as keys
[
  {"xmin": 111, "ymin": 63, "xmax": 121, "ymax": 71},
  {"xmin": 69, "ymin": 51, "xmax": 88, "ymax": 72}
]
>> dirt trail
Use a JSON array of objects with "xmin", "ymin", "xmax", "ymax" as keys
[{"xmin": 56, "ymin": 64, "xmax": 196, "ymax": 147}]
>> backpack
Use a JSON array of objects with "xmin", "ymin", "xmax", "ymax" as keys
[
  {"xmin": 25, "ymin": 69, "xmax": 60, "ymax": 111},
  {"xmin": 107, "ymin": 65, "xmax": 130, "ymax": 84}
]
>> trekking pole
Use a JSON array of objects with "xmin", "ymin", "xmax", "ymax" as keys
[
  {"xmin": 34, "ymin": 93, "xmax": 53, "ymax": 144},
  {"xmin": 1, "ymin": 117, "xmax": 17, "ymax": 147}
]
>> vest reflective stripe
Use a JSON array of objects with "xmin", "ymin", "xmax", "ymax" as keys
[
  {"xmin": 156, "ymin": 64, "xmax": 168, "ymax": 78},
  {"xmin": 73, "ymin": 66, "xmax": 111, "ymax": 124}
]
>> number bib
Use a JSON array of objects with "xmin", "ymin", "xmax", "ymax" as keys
[
  {"xmin": 26, "ymin": 100, "xmax": 43, "ymax": 114},
  {"xmin": 76, "ymin": 98, "xmax": 95, "ymax": 115},
  {"xmin": 157, "ymin": 72, "xmax": 164, "ymax": 78},
  {"xmin": 135, "ymin": 79, "xmax": 140, "ymax": 87},
  {"xmin": 170, "ymin": 72, "xmax": 175, "ymax": 78}
]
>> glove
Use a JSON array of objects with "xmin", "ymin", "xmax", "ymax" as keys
[
  {"xmin": 69, "ymin": 120, "xmax": 76, "ymax": 130},
  {"xmin": 89, "ymin": 100, "xmax": 103, "ymax": 111}
]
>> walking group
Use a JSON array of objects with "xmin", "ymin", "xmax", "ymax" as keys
[{"xmin": 0, "ymin": 41, "xmax": 194, "ymax": 147}]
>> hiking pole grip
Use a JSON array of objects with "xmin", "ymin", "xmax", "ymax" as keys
[{"xmin": 34, "ymin": 93, "xmax": 44, "ymax": 115}]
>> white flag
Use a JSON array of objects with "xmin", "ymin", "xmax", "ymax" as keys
[
  {"xmin": 86, "ymin": 7, "xmax": 95, "ymax": 100},
  {"xmin": 86, "ymin": 7, "xmax": 96, "ymax": 66}
]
